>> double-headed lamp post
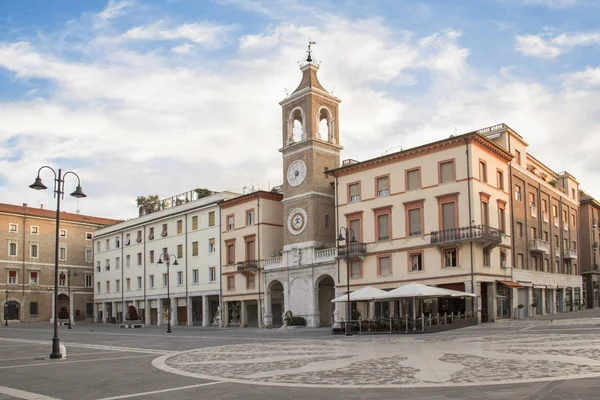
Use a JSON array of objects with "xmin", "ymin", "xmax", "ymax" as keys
[
  {"xmin": 4, "ymin": 290, "xmax": 8, "ymax": 327},
  {"xmin": 337, "ymin": 227, "xmax": 357, "ymax": 337},
  {"xmin": 29, "ymin": 166, "xmax": 86, "ymax": 359},
  {"xmin": 157, "ymin": 254, "xmax": 178, "ymax": 334},
  {"xmin": 67, "ymin": 269, "xmax": 77, "ymax": 329}
]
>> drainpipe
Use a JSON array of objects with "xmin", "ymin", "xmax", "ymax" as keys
[
  {"xmin": 464, "ymin": 138, "xmax": 476, "ymax": 316},
  {"xmin": 121, "ymin": 232, "xmax": 124, "ymax": 323},
  {"xmin": 218, "ymin": 205, "xmax": 223, "ymax": 327},
  {"xmin": 143, "ymin": 225, "xmax": 147, "ymax": 324},
  {"xmin": 22, "ymin": 214, "xmax": 26, "ymax": 297},
  {"xmin": 257, "ymin": 195, "xmax": 263, "ymax": 327},
  {"xmin": 184, "ymin": 214, "xmax": 188, "ymax": 326},
  {"xmin": 335, "ymin": 176, "xmax": 340, "ymax": 286},
  {"xmin": 508, "ymin": 134, "xmax": 516, "ymax": 282}
]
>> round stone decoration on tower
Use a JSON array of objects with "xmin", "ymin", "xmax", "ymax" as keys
[{"xmin": 287, "ymin": 208, "xmax": 308, "ymax": 235}]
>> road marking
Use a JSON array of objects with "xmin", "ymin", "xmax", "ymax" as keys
[
  {"xmin": 0, "ymin": 354, "xmax": 153, "ymax": 370},
  {"xmin": 96, "ymin": 381, "xmax": 222, "ymax": 400},
  {"xmin": 0, "ymin": 337, "xmax": 176, "ymax": 355},
  {"xmin": 0, "ymin": 384, "xmax": 60, "ymax": 400},
  {"xmin": 0, "ymin": 351, "xmax": 119, "ymax": 362}
]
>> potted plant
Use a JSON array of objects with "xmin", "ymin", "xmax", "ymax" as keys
[
  {"xmin": 531, "ymin": 301, "xmax": 538, "ymax": 317},
  {"xmin": 121, "ymin": 305, "xmax": 143, "ymax": 328},
  {"xmin": 518, "ymin": 304, "xmax": 524, "ymax": 319}
]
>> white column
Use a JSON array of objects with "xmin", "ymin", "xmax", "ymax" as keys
[
  {"xmin": 93, "ymin": 302, "xmax": 98, "ymax": 323},
  {"xmin": 569, "ymin": 288, "xmax": 575, "ymax": 312},
  {"xmin": 223, "ymin": 301, "xmax": 229, "ymax": 328},
  {"xmin": 186, "ymin": 296, "xmax": 193, "ymax": 327},
  {"xmin": 111, "ymin": 301, "xmax": 117, "ymax": 322},
  {"xmin": 551, "ymin": 289, "xmax": 557, "ymax": 314},
  {"xmin": 464, "ymin": 281, "xmax": 474, "ymax": 317},
  {"xmin": 369, "ymin": 301, "xmax": 376, "ymax": 320},
  {"xmin": 241, "ymin": 300, "xmax": 247, "ymax": 328},
  {"xmin": 540, "ymin": 289, "xmax": 546, "ymax": 315},
  {"xmin": 527, "ymin": 287, "xmax": 533, "ymax": 317},
  {"xmin": 263, "ymin": 291, "xmax": 273, "ymax": 327},
  {"xmin": 145, "ymin": 300, "xmax": 151, "ymax": 325},
  {"xmin": 101, "ymin": 302, "xmax": 107, "ymax": 323},
  {"xmin": 202, "ymin": 295, "xmax": 210, "ymax": 327},
  {"xmin": 157, "ymin": 299, "xmax": 163, "ymax": 326},
  {"xmin": 69, "ymin": 293, "xmax": 75, "ymax": 324},
  {"xmin": 171, "ymin": 298, "xmax": 177, "ymax": 326}
]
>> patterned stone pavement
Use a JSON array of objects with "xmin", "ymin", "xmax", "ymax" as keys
[{"xmin": 153, "ymin": 319, "xmax": 600, "ymax": 389}]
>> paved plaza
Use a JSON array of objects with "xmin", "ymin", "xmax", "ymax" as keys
[{"xmin": 1, "ymin": 313, "xmax": 600, "ymax": 399}]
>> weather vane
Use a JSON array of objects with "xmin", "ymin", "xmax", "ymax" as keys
[{"xmin": 299, "ymin": 38, "xmax": 320, "ymax": 67}]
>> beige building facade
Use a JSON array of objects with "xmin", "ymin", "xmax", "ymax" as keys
[
  {"xmin": 0, "ymin": 202, "xmax": 118, "ymax": 323},
  {"xmin": 220, "ymin": 191, "xmax": 283, "ymax": 327},
  {"xmin": 579, "ymin": 192, "xmax": 600, "ymax": 309}
]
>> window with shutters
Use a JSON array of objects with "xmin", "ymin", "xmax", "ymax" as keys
[
  {"xmin": 247, "ymin": 274, "xmax": 256, "ymax": 290},
  {"xmin": 126, "ymin": 278, "xmax": 131, "ymax": 291},
  {"xmin": 149, "ymin": 275, "xmax": 154, "ymax": 288},
  {"xmin": 439, "ymin": 161, "xmax": 455, "ymax": 183},
  {"xmin": 497, "ymin": 169, "xmax": 504, "ymax": 190},
  {"xmin": 498, "ymin": 204, "xmax": 506, "ymax": 233},
  {"xmin": 349, "ymin": 260, "xmax": 362, "ymax": 278},
  {"xmin": 517, "ymin": 253, "xmax": 524, "ymax": 269},
  {"xmin": 30, "ymin": 302, "xmax": 39, "ymax": 315},
  {"xmin": 349, "ymin": 218, "xmax": 361, "ymax": 242},
  {"xmin": 483, "ymin": 249, "xmax": 491, "ymax": 267},
  {"xmin": 441, "ymin": 201, "xmax": 457, "ymax": 231},
  {"xmin": 406, "ymin": 168, "xmax": 420, "ymax": 191},
  {"xmin": 409, "ymin": 252, "xmax": 423, "ymax": 271},
  {"xmin": 209, "ymin": 267, "xmax": 216, "ymax": 282},
  {"xmin": 177, "ymin": 244, "xmax": 183, "ymax": 258},
  {"xmin": 162, "ymin": 273, "xmax": 168, "ymax": 287},
  {"xmin": 192, "ymin": 241, "xmax": 198, "ymax": 256},
  {"xmin": 161, "ymin": 224, "xmax": 168, "ymax": 238},
  {"xmin": 59, "ymin": 246, "xmax": 67, "ymax": 260},
  {"xmin": 60, "ymin": 273, "xmax": 66, "ymax": 286},
  {"xmin": 116, "ymin": 279, "xmax": 120, "ymax": 292},
  {"xmin": 348, "ymin": 183, "xmax": 360, "ymax": 202},
  {"xmin": 137, "ymin": 276, "xmax": 142, "ymax": 289},
  {"xmin": 479, "ymin": 160, "xmax": 487, "ymax": 183},
  {"xmin": 97, "ymin": 282, "xmax": 101, "ymax": 293},
  {"xmin": 8, "ymin": 270, "xmax": 17, "ymax": 284},
  {"xmin": 375, "ymin": 211, "xmax": 390, "ymax": 241},
  {"xmin": 116, "ymin": 236, "xmax": 120, "ymax": 248},
  {"xmin": 137, "ymin": 253, "xmax": 142, "ymax": 265},
  {"xmin": 162, "ymin": 247, "xmax": 168, "ymax": 258},
  {"xmin": 193, "ymin": 269, "xmax": 199, "ymax": 284},
  {"xmin": 177, "ymin": 271, "xmax": 183, "ymax": 286},
  {"xmin": 378, "ymin": 255, "xmax": 391, "ymax": 276},
  {"xmin": 86, "ymin": 249, "xmax": 92, "ymax": 262},
  {"xmin": 515, "ymin": 185, "xmax": 521, "ymax": 201},
  {"xmin": 148, "ymin": 227, "xmax": 154, "ymax": 240},
  {"xmin": 125, "ymin": 233, "xmax": 131, "ymax": 245},
  {"xmin": 227, "ymin": 215, "xmax": 235, "ymax": 231},
  {"xmin": 246, "ymin": 209, "xmax": 255, "ymax": 226},
  {"xmin": 226, "ymin": 240, "xmax": 235, "ymax": 264},
  {"xmin": 105, "ymin": 239, "xmax": 110, "ymax": 250},
  {"xmin": 149, "ymin": 250, "xmax": 155, "ymax": 263},
  {"xmin": 245, "ymin": 238, "xmax": 255, "ymax": 261},
  {"xmin": 515, "ymin": 149, "xmax": 521, "ymax": 165},
  {"xmin": 376, "ymin": 176, "xmax": 389, "ymax": 197},
  {"xmin": 405, "ymin": 201, "xmax": 423, "ymax": 236},
  {"xmin": 8, "ymin": 223, "xmax": 18, "ymax": 232},
  {"xmin": 85, "ymin": 274, "xmax": 92, "ymax": 287},
  {"xmin": 116, "ymin": 257, "xmax": 120, "ymax": 269},
  {"xmin": 31, "ymin": 244, "xmax": 39, "ymax": 258},
  {"xmin": 227, "ymin": 275, "xmax": 235, "ymax": 290},
  {"xmin": 31, "ymin": 226, "xmax": 39, "ymax": 235},
  {"xmin": 126, "ymin": 255, "xmax": 131, "ymax": 267},
  {"xmin": 8, "ymin": 241, "xmax": 17, "ymax": 256},
  {"xmin": 192, "ymin": 216, "xmax": 198, "ymax": 230},
  {"xmin": 208, "ymin": 211, "xmax": 215, "ymax": 226},
  {"xmin": 136, "ymin": 230, "xmax": 142, "ymax": 242},
  {"xmin": 209, "ymin": 238, "xmax": 215, "ymax": 253}
]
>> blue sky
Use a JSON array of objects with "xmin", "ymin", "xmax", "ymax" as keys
[{"xmin": 1, "ymin": 0, "xmax": 599, "ymax": 218}]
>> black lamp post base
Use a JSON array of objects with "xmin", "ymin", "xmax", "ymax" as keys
[
  {"xmin": 344, "ymin": 332, "xmax": 353, "ymax": 336},
  {"xmin": 49, "ymin": 338, "xmax": 63, "ymax": 359},
  {"xmin": 67, "ymin": 322, "xmax": 72, "ymax": 329},
  {"xmin": 167, "ymin": 324, "xmax": 172, "ymax": 334},
  {"xmin": 4, "ymin": 320, "xmax": 7, "ymax": 327}
]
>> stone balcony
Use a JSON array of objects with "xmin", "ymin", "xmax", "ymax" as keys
[
  {"xmin": 337, "ymin": 242, "xmax": 367, "ymax": 258},
  {"xmin": 529, "ymin": 239, "xmax": 550, "ymax": 254},
  {"xmin": 263, "ymin": 247, "xmax": 339, "ymax": 271},
  {"xmin": 236, "ymin": 260, "xmax": 258, "ymax": 273},
  {"xmin": 564, "ymin": 248, "xmax": 577, "ymax": 260},
  {"xmin": 430, "ymin": 225, "xmax": 502, "ymax": 247}
]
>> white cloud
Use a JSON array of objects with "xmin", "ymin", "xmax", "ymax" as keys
[
  {"xmin": 171, "ymin": 43, "xmax": 193, "ymax": 54},
  {"xmin": 515, "ymin": 31, "xmax": 600, "ymax": 58},
  {"xmin": 562, "ymin": 66, "xmax": 600, "ymax": 86},
  {"xmin": 119, "ymin": 21, "xmax": 234, "ymax": 47},
  {"xmin": 96, "ymin": 0, "xmax": 133, "ymax": 22},
  {"xmin": 519, "ymin": 0, "xmax": 580, "ymax": 7}
]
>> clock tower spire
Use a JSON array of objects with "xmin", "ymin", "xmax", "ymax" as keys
[{"xmin": 280, "ymin": 42, "xmax": 342, "ymax": 248}]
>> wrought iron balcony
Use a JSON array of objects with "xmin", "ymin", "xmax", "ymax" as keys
[
  {"xmin": 430, "ymin": 225, "xmax": 502, "ymax": 246},
  {"xmin": 563, "ymin": 249, "xmax": 577, "ymax": 260},
  {"xmin": 529, "ymin": 239, "xmax": 550, "ymax": 254},
  {"xmin": 236, "ymin": 260, "xmax": 259, "ymax": 273},
  {"xmin": 337, "ymin": 242, "xmax": 367, "ymax": 258}
]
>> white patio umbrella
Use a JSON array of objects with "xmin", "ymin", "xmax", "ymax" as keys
[
  {"xmin": 377, "ymin": 282, "xmax": 453, "ymax": 300},
  {"xmin": 442, "ymin": 288, "xmax": 477, "ymax": 298},
  {"xmin": 331, "ymin": 286, "xmax": 388, "ymax": 303}
]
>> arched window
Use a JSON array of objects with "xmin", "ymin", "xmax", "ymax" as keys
[
  {"xmin": 318, "ymin": 107, "xmax": 332, "ymax": 141},
  {"xmin": 288, "ymin": 108, "xmax": 304, "ymax": 144}
]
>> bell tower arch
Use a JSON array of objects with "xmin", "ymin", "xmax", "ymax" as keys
[{"xmin": 280, "ymin": 43, "xmax": 342, "ymax": 249}]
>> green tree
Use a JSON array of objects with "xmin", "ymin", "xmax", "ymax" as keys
[
  {"xmin": 136, "ymin": 195, "xmax": 161, "ymax": 216},
  {"xmin": 194, "ymin": 188, "xmax": 215, "ymax": 199}
]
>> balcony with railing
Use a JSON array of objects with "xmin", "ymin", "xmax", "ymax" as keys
[
  {"xmin": 236, "ymin": 259, "xmax": 258, "ymax": 273},
  {"xmin": 430, "ymin": 225, "xmax": 502, "ymax": 247},
  {"xmin": 529, "ymin": 239, "xmax": 549, "ymax": 254},
  {"xmin": 564, "ymin": 248, "xmax": 577, "ymax": 260},
  {"xmin": 338, "ymin": 242, "xmax": 367, "ymax": 258}
]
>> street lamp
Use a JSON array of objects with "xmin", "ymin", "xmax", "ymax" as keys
[
  {"xmin": 4, "ymin": 290, "xmax": 8, "ymax": 327},
  {"xmin": 337, "ymin": 227, "xmax": 357, "ymax": 336},
  {"xmin": 29, "ymin": 166, "xmax": 86, "ymax": 359},
  {"xmin": 66, "ymin": 269, "xmax": 77, "ymax": 329},
  {"xmin": 157, "ymin": 254, "xmax": 179, "ymax": 334}
]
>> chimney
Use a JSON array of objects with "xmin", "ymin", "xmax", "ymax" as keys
[
  {"xmin": 23, "ymin": 203, "xmax": 28, "ymax": 207},
  {"xmin": 40, "ymin": 204, "xmax": 44, "ymax": 209}
]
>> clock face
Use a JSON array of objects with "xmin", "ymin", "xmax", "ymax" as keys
[
  {"xmin": 287, "ymin": 208, "xmax": 307, "ymax": 235},
  {"xmin": 287, "ymin": 160, "xmax": 307, "ymax": 187}
]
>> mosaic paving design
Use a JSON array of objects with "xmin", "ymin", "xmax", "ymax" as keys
[{"xmin": 154, "ymin": 332, "xmax": 600, "ymax": 388}]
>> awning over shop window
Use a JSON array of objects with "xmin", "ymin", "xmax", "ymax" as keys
[{"xmin": 497, "ymin": 280, "xmax": 524, "ymax": 289}]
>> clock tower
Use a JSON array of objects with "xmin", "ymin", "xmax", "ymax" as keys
[{"xmin": 280, "ymin": 43, "xmax": 342, "ymax": 249}]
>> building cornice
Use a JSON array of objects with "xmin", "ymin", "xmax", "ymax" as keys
[{"xmin": 220, "ymin": 191, "xmax": 283, "ymax": 209}]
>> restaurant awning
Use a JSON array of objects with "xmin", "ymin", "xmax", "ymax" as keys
[
  {"xmin": 331, "ymin": 286, "xmax": 388, "ymax": 303},
  {"xmin": 497, "ymin": 280, "xmax": 524, "ymax": 289}
]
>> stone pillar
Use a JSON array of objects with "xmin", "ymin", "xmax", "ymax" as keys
[
  {"xmin": 510, "ymin": 288, "xmax": 519, "ymax": 319},
  {"xmin": 111, "ymin": 301, "xmax": 117, "ymax": 322},
  {"xmin": 263, "ymin": 291, "xmax": 273, "ymax": 327},
  {"xmin": 488, "ymin": 282, "xmax": 497, "ymax": 322},
  {"xmin": 551, "ymin": 289, "xmax": 557, "ymax": 314},
  {"xmin": 144, "ymin": 300, "xmax": 151, "ymax": 325},
  {"xmin": 222, "ymin": 301, "xmax": 229, "ymax": 328},
  {"xmin": 171, "ymin": 298, "xmax": 177, "ymax": 326},
  {"xmin": 241, "ymin": 300, "xmax": 247, "ymax": 328},
  {"xmin": 202, "ymin": 295, "xmax": 210, "ymax": 327},
  {"xmin": 93, "ymin": 302, "xmax": 98, "ymax": 323},
  {"xmin": 186, "ymin": 297, "xmax": 193, "ymax": 326},
  {"xmin": 540, "ymin": 289, "xmax": 546, "ymax": 315},
  {"xmin": 102, "ymin": 302, "xmax": 107, "ymax": 323},
  {"xmin": 157, "ymin": 299, "xmax": 163, "ymax": 326},
  {"xmin": 369, "ymin": 301, "xmax": 376, "ymax": 319},
  {"xmin": 69, "ymin": 294, "xmax": 75, "ymax": 324},
  {"xmin": 527, "ymin": 287, "xmax": 533, "ymax": 317},
  {"xmin": 569, "ymin": 288, "xmax": 575, "ymax": 312},
  {"xmin": 464, "ymin": 281, "xmax": 474, "ymax": 317}
]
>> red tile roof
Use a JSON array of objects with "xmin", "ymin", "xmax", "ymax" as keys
[{"xmin": 0, "ymin": 203, "xmax": 121, "ymax": 227}]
